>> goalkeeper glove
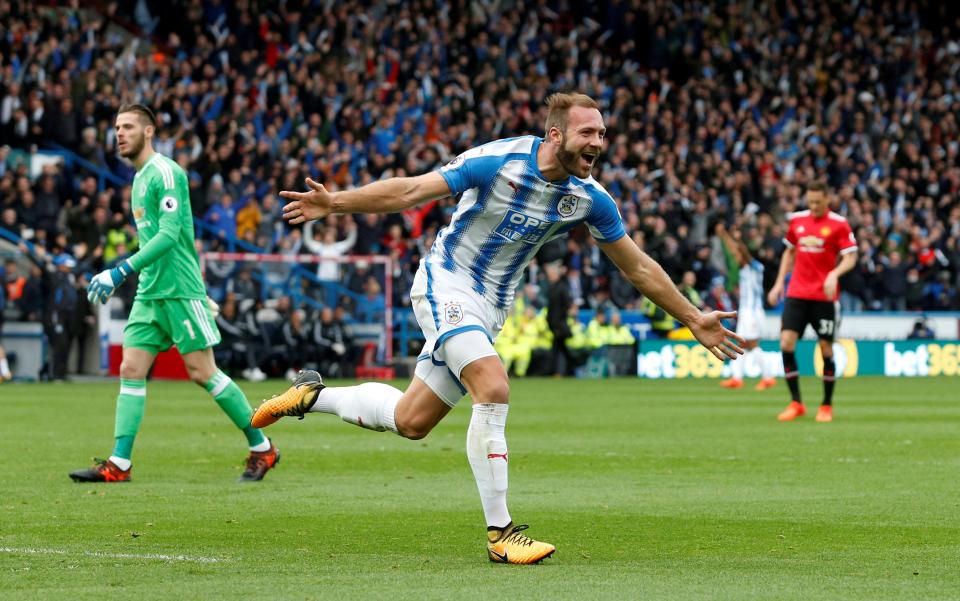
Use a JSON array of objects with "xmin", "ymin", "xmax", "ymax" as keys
[
  {"xmin": 206, "ymin": 296, "xmax": 220, "ymax": 318},
  {"xmin": 87, "ymin": 260, "xmax": 135, "ymax": 304}
]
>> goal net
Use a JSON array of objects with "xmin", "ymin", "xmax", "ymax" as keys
[{"xmin": 199, "ymin": 252, "xmax": 395, "ymax": 374}]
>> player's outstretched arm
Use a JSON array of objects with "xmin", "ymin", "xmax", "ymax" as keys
[
  {"xmin": 280, "ymin": 172, "xmax": 452, "ymax": 224},
  {"xmin": 766, "ymin": 246, "xmax": 795, "ymax": 306},
  {"xmin": 599, "ymin": 236, "xmax": 745, "ymax": 361}
]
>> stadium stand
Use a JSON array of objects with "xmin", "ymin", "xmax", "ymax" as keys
[{"xmin": 2, "ymin": 0, "xmax": 960, "ymax": 376}]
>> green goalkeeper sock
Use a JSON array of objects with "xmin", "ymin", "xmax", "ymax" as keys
[
  {"xmin": 112, "ymin": 378, "xmax": 147, "ymax": 460},
  {"xmin": 205, "ymin": 370, "xmax": 267, "ymax": 448}
]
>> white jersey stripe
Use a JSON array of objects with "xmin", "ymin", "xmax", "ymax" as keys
[
  {"xmin": 470, "ymin": 162, "xmax": 539, "ymax": 296},
  {"xmin": 431, "ymin": 135, "xmax": 625, "ymax": 308},
  {"xmin": 739, "ymin": 260, "xmax": 765, "ymax": 314},
  {"xmin": 198, "ymin": 300, "xmax": 218, "ymax": 344},
  {"xmin": 144, "ymin": 154, "xmax": 173, "ymax": 189},
  {"xmin": 191, "ymin": 300, "xmax": 217, "ymax": 345},
  {"xmin": 157, "ymin": 158, "xmax": 174, "ymax": 190}
]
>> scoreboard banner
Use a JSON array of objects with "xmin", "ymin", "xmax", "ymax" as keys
[{"xmin": 636, "ymin": 340, "xmax": 960, "ymax": 379}]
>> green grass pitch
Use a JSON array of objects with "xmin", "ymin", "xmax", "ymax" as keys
[{"xmin": 1, "ymin": 376, "xmax": 958, "ymax": 600}]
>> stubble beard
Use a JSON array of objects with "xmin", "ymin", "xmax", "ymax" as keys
[
  {"xmin": 120, "ymin": 134, "xmax": 145, "ymax": 160},
  {"xmin": 556, "ymin": 135, "xmax": 590, "ymax": 178}
]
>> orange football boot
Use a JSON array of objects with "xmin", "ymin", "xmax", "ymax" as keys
[
  {"xmin": 755, "ymin": 377, "xmax": 776, "ymax": 391},
  {"xmin": 487, "ymin": 524, "xmax": 556, "ymax": 565},
  {"xmin": 777, "ymin": 401, "xmax": 806, "ymax": 421},
  {"xmin": 251, "ymin": 370, "xmax": 324, "ymax": 428},
  {"xmin": 239, "ymin": 439, "xmax": 280, "ymax": 481},
  {"xmin": 69, "ymin": 458, "xmax": 131, "ymax": 482}
]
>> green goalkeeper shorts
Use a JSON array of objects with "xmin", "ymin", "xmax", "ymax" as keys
[{"xmin": 123, "ymin": 298, "xmax": 222, "ymax": 355}]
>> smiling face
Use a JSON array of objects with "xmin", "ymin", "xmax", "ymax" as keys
[
  {"xmin": 114, "ymin": 111, "xmax": 153, "ymax": 160},
  {"xmin": 551, "ymin": 105, "xmax": 605, "ymax": 179}
]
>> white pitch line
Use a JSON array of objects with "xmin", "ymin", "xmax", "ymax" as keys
[{"xmin": 0, "ymin": 547, "xmax": 229, "ymax": 564}]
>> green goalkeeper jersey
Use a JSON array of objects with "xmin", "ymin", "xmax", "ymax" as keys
[{"xmin": 128, "ymin": 153, "xmax": 206, "ymax": 300}]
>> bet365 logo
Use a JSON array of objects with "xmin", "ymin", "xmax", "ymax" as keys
[{"xmin": 884, "ymin": 342, "xmax": 959, "ymax": 376}]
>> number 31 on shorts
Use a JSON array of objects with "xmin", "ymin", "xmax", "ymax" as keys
[{"xmin": 818, "ymin": 319, "xmax": 834, "ymax": 336}]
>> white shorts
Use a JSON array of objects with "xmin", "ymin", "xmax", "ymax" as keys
[
  {"xmin": 736, "ymin": 308, "xmax": 764, "ymax": 341},
  {"xmin": 410, "ymin": 262, "xmax": 507, "ymax": 407}
]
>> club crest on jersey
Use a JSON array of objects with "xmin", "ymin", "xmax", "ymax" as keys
[
  {"xmin": 444, "ymin": 302, "xmax": 464, "ymax": 325},
  {"xmin": 161, "ymin": 196, "xmax": 178, "ymax": 212},
  {"xmin": 821, "ymin": 226, "xmax": 831, "ymax": 236},
  {"xmin": 557, "ymin": 194, "xmax": 578, "ymax": 217},
  {"xmin": 133, "ymin": 207, "xmax": 145, "ymax": 220}
]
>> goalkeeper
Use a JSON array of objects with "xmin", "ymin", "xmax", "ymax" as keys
[{"xmin": 69, "ymin": 104, "xmax": 279, "ymax": 483}]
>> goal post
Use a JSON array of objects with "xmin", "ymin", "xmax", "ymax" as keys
[{"xmin": 199, "ymin": 251, "xmax": 395, "ymax": 365}]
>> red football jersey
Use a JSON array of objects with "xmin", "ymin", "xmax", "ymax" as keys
[{"xmin": 783, "ymin": 210, "xmax": 857, "ymax": 301}]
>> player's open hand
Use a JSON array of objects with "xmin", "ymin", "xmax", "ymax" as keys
[
  {"xmin": 690, "ymin": 310, "xmax": 746, "ymax": 361},
  {"xmin": 280, "ymin": 178, "xmax": 333, "ymax": 224}
]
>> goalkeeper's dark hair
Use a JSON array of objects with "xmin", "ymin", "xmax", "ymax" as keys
[{"xmin": 117, "ymin": 103, "xmax": 158, "ymax": 129}]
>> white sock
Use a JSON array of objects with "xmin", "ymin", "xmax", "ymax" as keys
[
  {"xmin": 0, "ymin": 357, "xmax": 9, "ymax": 378},
  {"xmin": 731, "ymin": 349, "xmax": 745, "ymax": 380},
  {"xmin": 467, "ymin": 403, "xmax": 511, "ymax": 529},
  {"xmin": 108, "ymin": 456, "xmax": 131, "ymax": 471},
  {"xmin": 250, "ymin": 439, "xmax": 272, "ymax": 452},
  {"xmin": 753, "ymin": 347, "xmax": 771, "ymax": 379},
  {"xmin": 310, "ymin": 383, "xmax": 401, "ymax": 433}
]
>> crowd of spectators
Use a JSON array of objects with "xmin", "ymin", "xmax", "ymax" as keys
[{"xmin": 2, "ymin": 0, "xmax": 960, "ymax": 365}]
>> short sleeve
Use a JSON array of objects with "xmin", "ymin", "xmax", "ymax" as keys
[
  {"xmin": 784, "ymin": 219, "xmax": 797, "ymax": 248},
  {"xmin": 585, "ymin": 187, "xmax": 626, "ymax": 243},
  {"xmin": 837, "ymin": 220, "xmax": 857, "ymax": 253},
  {"xmin": 438, "ymin": 144, "xmax": 506, "ymax": 196},
  {"xmin": 151, "ymin": 163, "xmax": 185, "ymax": 233}
]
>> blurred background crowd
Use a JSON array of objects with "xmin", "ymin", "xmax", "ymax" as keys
[{"xmin": 2, "ymin": 0, "xmax": 960, "ymax": 376}]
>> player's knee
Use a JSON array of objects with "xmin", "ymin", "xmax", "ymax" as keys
[
  {"xmin": 394, "ymin": 412, "xmax": 434, "ymax": 440},
  {"xmin": 473, "ymin": 378, "xmax": 510, "ymax": 405},
  {"xmin": 186, "ymin": 365, "xmax": 215, "ymax": 386},
  {"xmin": 119, "ymin": 360, "xmax": 147, "ymax": 380}
]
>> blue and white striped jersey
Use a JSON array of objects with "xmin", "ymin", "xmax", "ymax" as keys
[
  {"xmin": 432, "ymin": 136, "xmax": 626, "ymax": 308},
  {"xmin": 739, "ymin": 259, "xmax": 765, "ymax": 314}
]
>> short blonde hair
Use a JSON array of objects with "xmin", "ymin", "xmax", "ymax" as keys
[{"xmin": 544, "ymin": 93, "xmax": 599, "ymax": 137}]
